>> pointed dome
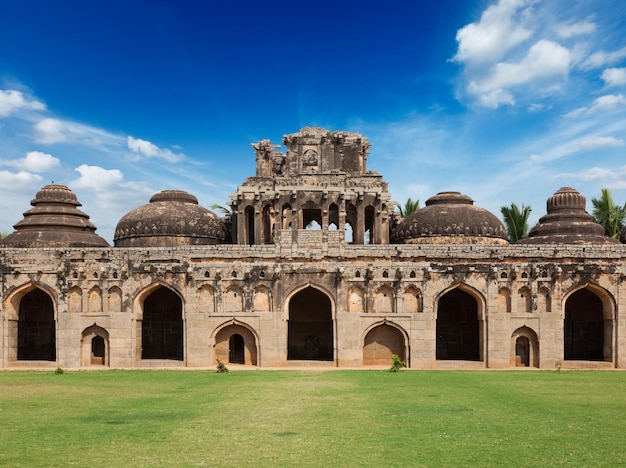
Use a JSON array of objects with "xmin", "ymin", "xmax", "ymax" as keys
[
  {"xmin": 392, "ymin": 191, "xmax": 508, "ymax": 244},
  {"xmin": 2, "ymin": 183, "xmax": 109, "ymax": 248},
  {"xmin": 114, "ymin": 190, "xmax": 227, "ymax": 247},
  {"xmin": 518, "ymin": 187, "xmax": 618, "ymax": 244}
]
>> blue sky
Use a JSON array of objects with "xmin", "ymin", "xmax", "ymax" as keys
[{"xmin": 1, "ymin": 0, "xmax": 626, "ymax": 243}]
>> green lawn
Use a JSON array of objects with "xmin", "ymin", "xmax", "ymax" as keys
[{"xmin": 0, "ymin": 370, "xmax": 624, "ymax": 467}]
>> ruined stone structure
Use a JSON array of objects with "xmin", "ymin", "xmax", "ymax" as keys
[{"xmin": 1, "ymin": 127, "xmax": 625, "ymax": 370}]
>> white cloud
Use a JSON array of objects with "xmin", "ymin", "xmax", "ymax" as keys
[
  {"xmin": 581, "ymin": 46, "xmax": 626, "ymax": 70},
  {"xmin": 127, "ymin": 136, "xmax": 184, "ymax": 163},
  {"xmin": 70, "ymin": 164, "xmax": 123, "ymax": 190},
  {"xmin": 467, "ymin": 40, "xmax": 571, "ymax": 108},
  {"xmin": 34, "ymin": 118, "xmax": 68, "ymax": 143},
  {"xmin": 0, "ymin": 89, "xmax": 45, "ymax": 117},
  {"xmin": 0, "ymin": 170, "xmax": 43, "ymax": 189},
  {"xmin": 555, "ymin": 20, "xmax": 596, "ymax": 39},
  {"xmin": 601, "ymin": 68, "xmax": 626, "ymax": 88},
  {"xmin": 2, "ymin": 151, "xmax": 61, "ymax": 172},
  {"xmin": 578, "ymin": 136, "xmax": 624, "ymax": 150},
  {"xmin": 453, "ymin": 0, "xmax": 534, "ymax": 67},
  {"xmin": 565, "ymin": 94, "xmax": 626, "ymax": 118}
]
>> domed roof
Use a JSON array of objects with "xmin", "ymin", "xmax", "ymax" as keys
[
  {"xmin": 392, "ymin": 191, "xmax": 508, "ymax": 244},
  {"xmin": 114, "ymin": 190, "xmax": 227, "ymax": 247},
  {"xmin": 2, "ymin": 183, "xmax": 109, "ymax": 248},
  {"xmin": 519, "ymin": 187, "xmax": 618, "ymax": 244}
]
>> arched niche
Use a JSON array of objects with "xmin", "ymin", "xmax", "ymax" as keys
[
  {"xmin": 373, "ymin": 285, "xmax": 394, "ymax": 314},
  {"xmin": 510, "ymin": 326, "xmax": 539, "ymax": 367},
  {"xmin": 214, "ymin": 322, "xmax": 258, "ymax": 366},
  {"xmin": 348, "ymin": 286, "xmax": 366, "ymax": 313},
  {"xmin": 81, "ymin": 324, "xmax": 109, "ymax": 367},
  {"xmin": 363, "ymin": 323, "xmax": 407, "ymax": 366}
]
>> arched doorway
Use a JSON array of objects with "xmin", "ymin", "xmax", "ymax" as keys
[
  {"xmin": 564, "ymin": 288, "xmax": 608, "ymax": 361},
  {"xmin": 288, "ymin": 287, "xmax": 333, "ymax": 361},
  {"xmin": 363, "ymin": 324, "xmax": 406, "ymax": 366},
  {"xmin": 436, "ymin": 288, "xmax": 480, "ymax": 361},
  {"xmin": 515, "ymin": 336, "xmax": 530, "ymax": 366},
  {"xmin": 214, "ymin": 324, "xmax": 258, "ymax": 365},
  {"xmin": 141, "ymin": 287, "xmax": 183, "ymax": 360},
  {"xmin": 18, "ymin": 288, "xmax": 55, "ymax": 361},
  {"xmin": 81, "ymin": 325, "xmax": 109, "ymax": 366},
  {"xmin": 229, "ymin": 334, "xmax": 245, "ymax": 364}
]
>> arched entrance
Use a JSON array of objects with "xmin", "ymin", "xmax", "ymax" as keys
[
  {"xmin": 436, "ymin": 288, "xmax": 480, "ymax": 361},
  {"xmin": 564, "ymin": 288, "xmax": 608, "ymax": 361},
  {"xmin": 363, "ymin": 324, "xmax": 406, "ymax": 366},
  {"xmin": 214, "ymin": 324, "xmax": 258, "ymax": 365},
  {"xmin": 141, "ymin": 287, "xmax": 183, "ymax": 360},
  {"xmin": 18, "ymin": 288, "xmax": 55, "ymax": 361},
  {"xmin": 510, "ymin": 326, "xmax": 539, "ymax": 367},
  {"xmin": 81, "ymin": 325, "xmax": 109, "ymax": 366},
  {"xmin": 288, "ymin": 287, "xmax": 333, "ymax": 361}
]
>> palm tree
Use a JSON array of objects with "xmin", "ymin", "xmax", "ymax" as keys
[
  {"xmin": 500, "ymin": 203, "xmax": 532, "ymax": 243},
  {"xmin": 210, "ymin": 204, "xmax": 231, "ymax": 216},
  {"xmin": 397, "ymin": 198, "xmax": 420, "ymax": 218},
  {"xmin": 591, "ymin": 188, "xmax": 626, "ymax": 239}
]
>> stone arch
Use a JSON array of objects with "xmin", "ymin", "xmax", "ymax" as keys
[
  {"xmin": 87, "ymin": 286, "xmax": 102, "ymax": 313},
  {"xmin": 537, "ymin": 286, "xmax": 551, "ymax": 313},
  {"xmin": 517, "ymin": 286, "xmax": 532, "ymax": 314},
  {"xmin": 345, "ymin": 203, "xmax": 357, "ymax": 243},
  {"xmin": 510, "ymin": 326, "xmax": 539, "ymax": 367},
  {"xmin": 10, "ymin": 286, "xmax": 57, "ymax": 362},
  {"xmin": 81, "ymin": 324, "xmax": 109, "ymax": 367},
  {"xmin": 362, "ymin": 322, "xmax": 408, "ymax": 366},
  {"xmin": 287, "ymin": 285, "xmax": 334, "ymax": 361},
  {"xmin": 262, "ymin": 204, "xmax": 273, "ymax": 244},
  {"xmin": 224, "ymin": 285, "xmax": 244, "ymax": 313},
  {"xmin": 328, "ymin": 203, "xmax": 339, "ymax": 230},
  {"xmin": 135, "ymin": 284, "xmax": 184, "ymax": 361},
  {"xmin": 244, "ymin": 205, "xmax": 255, "ymax": 245},
  {"xmin": 373, "ymin": 285, "xmax": 394, "ymax": 313},
  {"xmin": 302, "ymin": 200, "xmax": 322, "ymax": 229},
  {"xmin": 498, "ymin": 287, "xmax": 511, "ymax": 313},
  {"xmin": 402, "ymin": 286, "xmax": 421, "ymax": 313},
  {"xmin": 563, "ymin": 285, "xmax": 614, "ymax": 362},
  {"xmin": 197, "ymin": 284, "xmax": 216, "ymax": 313},
  {"xmin": 281, "ymin": 203, "xmax": 292, "ymax": 229},
  {"xmin": 108, "ymin": 286, "xmax": 122, "ymax": 312},
  {"xmin": 364, "ymin": 205, "xmax": 375, "ymax": 244},
  {"xmin": 435, "ymin": 284, "xmax": 484, "ymax": 361},
  {"xmin": 348, "ymin": 286, "xmax": 366, "ymax": 313},
  {"xmin": 68, "ymin": 286, "xmax": 82, "ymax": 313},
  {"xmin": 213, "ymin": 321, "xmax": 258, "ymax": 366},
  {"xmin": 253, "ymin": 285, "xmax": 272, "ymax": 312}
]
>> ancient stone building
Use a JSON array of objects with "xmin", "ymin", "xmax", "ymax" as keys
[{"xmin": 1, "ymin": 127, "xmax": 625, "ymax": 370}]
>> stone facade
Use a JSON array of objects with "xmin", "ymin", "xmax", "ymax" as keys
[{"xmin": 1, "ymin": 127, "xmax": 625, "ymax": 370}]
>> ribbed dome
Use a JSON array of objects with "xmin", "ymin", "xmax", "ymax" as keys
[
  {"xmin": 114, "ymin": 190, "xmax": 227, "ymax": 247},
  {"xmin": 2, "ymin": 183, "xmax": 109, "ymax": 248},
  {"xmin": 392, "ymin": 191, "xmax": 508, "ymax": 244},
  {"xmin": 519, "ymin": 187, "xmax": 618, "ymax": 244}
]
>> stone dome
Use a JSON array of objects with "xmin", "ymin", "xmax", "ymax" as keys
[
  {"xmin": 392, "ymin": 191, "xmax": 508, "ymax": 244},
  {"xmin": 2, "ymin": 183, "xmax": 109, "ymax": 248},
  {"xmin": 519, "ymin": 187, "xmax": 618, "ymax": 245},
  {"xmin": 114, "ymin": 190, "xmax": 227, "ymax": 247}
]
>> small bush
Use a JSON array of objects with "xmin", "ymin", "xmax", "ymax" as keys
[
  {"xmin": 389, "ymin": 354, "xmax": 406, "ymax": 372},
  {"xmin": 54, "ymin": 367, "xmax": 64, "ymax": 375},
  {"xmin": 216, "ymin": 359, "xmax": 229, "ymax": 373}
]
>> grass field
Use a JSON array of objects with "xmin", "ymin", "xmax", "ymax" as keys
[{"xmin": 0, "ymin": 369, "xmax": 624, "ymax": 467}]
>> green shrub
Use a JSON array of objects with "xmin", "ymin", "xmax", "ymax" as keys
[
  {"xmin": 216, "ymin": 359, "xmax": 229, "ymax": 373},
  {"xmin": 389, "ymin": 354, "xmax": 406, "ymax": 372}
]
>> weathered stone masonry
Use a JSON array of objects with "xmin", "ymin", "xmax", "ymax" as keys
[{"xmin": 1, "ymin": 127, "xmax": 625, "ymax": 369}]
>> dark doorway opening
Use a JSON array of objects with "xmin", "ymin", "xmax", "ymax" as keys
[
  {"xmin": 436, "ymin": 288, "xmax": 480, "ymax": 360},
  {"xmin": 142, "ymin": 287, "xmax": 183, "ymax": 360},
  {"xmin": 564, "ymin": 289, "xmax": 605, "ymax": 361},
  {"xmin": 229, "ymin": 334, "xmax": 245, "ymax": 364},
  {"xmin": 288, "ymin": 287, "xmax": 333, "ymax": 361},
  {"xmin": 91, "ymin": 335, "xmax": 105, "ymax": 365},
  {"xmin": 18, "ymin": 288, "xmax": 55, "ymax": 361}
]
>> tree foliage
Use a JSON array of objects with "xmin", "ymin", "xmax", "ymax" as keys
[
  {"xmin": 591, "ymin": 188, "xmax": 626, "ymax": 239},
  {"xmin": 500, "ymin": 203, "xmax": 532, "ymax": 243},
  {"xmin": 397, "ymin": 198, "xmax": 420, "ymax": 218}
]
